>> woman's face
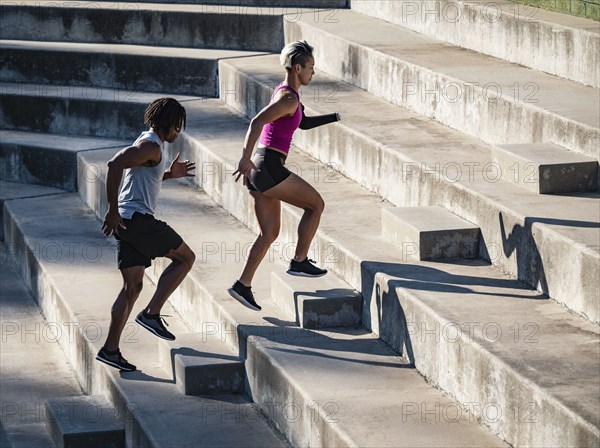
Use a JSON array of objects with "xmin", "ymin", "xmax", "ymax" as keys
[{"xmin": 297, "ymin": 56, "xmax": 315, "ymax": 86}]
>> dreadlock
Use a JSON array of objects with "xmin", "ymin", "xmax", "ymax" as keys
[{"xmin": 144, "ymin": 97, "xmax": 186, "ymax": 134}]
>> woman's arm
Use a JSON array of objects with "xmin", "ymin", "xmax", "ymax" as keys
[{"xmin": 298, "ymin": 104, "xmax": 341, "ymax": 130}]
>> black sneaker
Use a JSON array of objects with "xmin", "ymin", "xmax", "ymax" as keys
[
  {"xmin": 95, "ymin": 347, "xmax": 136, "ymax": 371},
  {"xmin": 135, "ymin": 311, "xmax": 176, "ymax": 341},
  {"xmin": 228, "ymin": 281, "xmax": 261, "ymax": 311},
  {"xmin": 287, "ymin": 258, "xmax": 327, "ymax": 277}
]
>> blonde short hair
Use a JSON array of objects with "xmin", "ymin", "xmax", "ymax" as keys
[{"xmin": 280, "ymin": 40, "xmax": 314, "ymax": 70}]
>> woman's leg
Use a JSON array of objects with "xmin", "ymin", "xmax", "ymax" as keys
[
  {"xmin": 238, "ymin": 190, "xmax": 281, "ymax": 286},
  {"xmin": 263, "ymin": 173, "xmax": 324, "ymax": 261}
]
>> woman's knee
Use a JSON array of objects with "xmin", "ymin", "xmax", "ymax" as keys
[
  {"xmin": 261, "ymin": 227, "xmax": 280, "ymax": 245},
  {"xmin": 310, "ymin": 195, "xmax": 325, "ymax": 214}
]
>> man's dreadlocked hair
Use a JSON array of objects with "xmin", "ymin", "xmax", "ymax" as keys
[{"xmin": 144, "ymin": 98, "xmax": 186, "ymax": 134}]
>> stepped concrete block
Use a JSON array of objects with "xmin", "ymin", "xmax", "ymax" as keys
[
  {"xmin": 0, "ymin": 181, "xmax": 64, "ymax": 239},
  {"xmin": 350, "ymin": 0, "xmax": 600, "ymax": 88},
  {"xmin": 492, "ymin": 142, "xmax": 599, "ymax": 194},
  {"xmin": 158, "ymin": 334, "xmax": 244, "ymax": 395},
  {"xmin": 0, "ymin": 41, "xmax": 263, "ymax": 96},
  {"xmin": 271, "ymin": 271, "xmax": 362, "ymax": 328},
  {"xmin": 284, "ymin": 10, "xmax": 600, "ymax": 159},
  {"xmin": 0, "ymin": 131, "xmax": 126, "ymax": 191},
  {"xmin": 217, "ymin": 55, "xmax": 600, "ymax": 324},
  {"xmin": 0, "ymin": 4, "xmax": 288, "ymax": 51},
  {"xmin": 4, "ymin": 193, "xmax": 286, "ymax": 447},
  {"xmin": 56, "ymin": 0, "xmax": 347, "ymax": 5},
  {"xmin": 381, "ymin": 206, "xmax": 481, "ymax": 260},
  {"xmin": 45, "ymin": 395, "xmax": 124, "ymax": 448},
  {"xmin": 76, "ymin": 149, "xmax": 504, "ymax": 447}
]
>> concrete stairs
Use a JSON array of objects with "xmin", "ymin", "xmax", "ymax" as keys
[{"xmin": 1, "ymin": 1, "xmax": 599, "ymax": 447}]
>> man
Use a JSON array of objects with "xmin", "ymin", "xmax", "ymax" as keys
[{"xmin": 96, "ymin": 97, "xmax": 196, "ymax": 371}]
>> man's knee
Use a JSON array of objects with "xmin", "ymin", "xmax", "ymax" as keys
[
  {"xmin": 124, "ymin": 280, "xmax": 143, "ymax": 301},
  {"xmin": 310, "ymin": 195, "xmax": 325, "ymax": 214}
]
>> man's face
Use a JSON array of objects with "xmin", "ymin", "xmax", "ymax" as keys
[{"xmin": 165, "ymin": 123, "xmax": 182, "ymax": 143}]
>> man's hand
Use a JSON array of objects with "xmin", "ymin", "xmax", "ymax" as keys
[
  {"xmin": 166, "ymin": 153, "xmax": 195, "ymax": 179},
  {"xmin": 102, "ymin": 209, "xmax": 126, "ymax": 236}
]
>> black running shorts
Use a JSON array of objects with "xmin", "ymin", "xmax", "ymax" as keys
[
  {"xmin": 246, "ymin": 147, "xmax": 292, "ymax": 193},
  {"xmin": 115, "ymin": 212, "xmax": 183, "ymax": 269}
]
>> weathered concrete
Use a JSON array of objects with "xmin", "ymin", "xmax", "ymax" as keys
[
  {"xmin": 45, "ymin": 395, "xmax": 124, "ymax": 448},
  {"xmin": 75, "ymin": 155, "xmax": 506, "ymax": 447},
  {"xmin": 217, "ymin": 55, "xmax": 600, "ymax": 324},
  {"xmin": 0, "ymin": 240, "xmax": 83, "ymax": 448},
  {"xmin": 382, "ymin": 206, "xmax": 481, "ymax": 260},
  {"xmin": 350, "ymin": 0, "xmax": 600, "ymax": 88},
  {"xmin": 284, "ymin": 10, "xmax": 600, "ymax": 159},
  {"xmin": 492, "ymin": 142, "xmax": 598, "ymax": 194},
  {"xmin": 0, "ymin": 130, "xmax": 126, "ymax": 191},
  {"xmin": 270, "ymin": 271, "xmax": 362, "ymax": 328},
  {"xmin": 158, "ymin": 334, "xmax": 244, "ymax": 396},
  {"xmin": 0, "ymin": 181, "xmax": 64, "ymax": 239},
  {"xmin": 3, "ymin": 194, "xmax": 288, "ymax": 448},
  {"xmin": 0, "ymin": 40, "xmax": 264, "ymax": 96},
  {"xmin": 0, "ymin": 3, "xmax": 291, "ymax": 51}
]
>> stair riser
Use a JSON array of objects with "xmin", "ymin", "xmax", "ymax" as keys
[
  {"xmin": 0, "ymin": 94, "xmax": 144, "ymax": 140},
  {"xmin": 284, "ymin": 21, "xmax": 599, "ymax": 160},
  {"xmin": 0, "ymin": 144, "xmax": 79, "ymax": 191},
  {"xmin": 217, "ymin": 64, "xmax": 600, "ymax": 324},
  {"xmin": 350, "ymin": 0, "xmax": 600, "ymax": 88},
  {"xmin": 0, "ymin": 48, "xmax": 217, "ymax": 96},
  {"xmin": 0, "ymin": 6, "xmax": 283, "ymax": 51},
  {"xmin": 363, "ymin": 271, "xmax": 599, "ymax": 448}
]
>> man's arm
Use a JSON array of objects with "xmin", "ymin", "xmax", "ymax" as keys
[{"xmin": 101, "ymin": 142, "xmax": 161, "ymax": 236}]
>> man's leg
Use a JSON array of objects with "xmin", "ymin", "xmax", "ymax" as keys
[
  {"xmin": 103, "ymin": 266, "xmax": 145, "ymax": 352},
  {"xmin": 144, "ymin": 242, "xmax": 195, "ymax": 315}
]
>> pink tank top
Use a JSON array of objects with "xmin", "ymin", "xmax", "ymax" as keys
[{"xmin": 258, "ymin": 83, "xmax": 302, "ymax": 154}]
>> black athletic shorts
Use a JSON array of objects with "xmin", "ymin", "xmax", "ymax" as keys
[
  {"xmin": 246, "ymin": 147, "xmax": 292, "ymax": 193},
  {"xmin": 115, "ymin": 212, "xmax": 183, "ymax": 270}
]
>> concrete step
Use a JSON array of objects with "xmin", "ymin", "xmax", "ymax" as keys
[
  {"xmin": 74, "ymin": 152, "xmax": 506, "ymax": 447},
  {"xmin": 158, "ymin": 333, "xmax": 245, "ymax": 395},
  {"xmin": 0, "ymin": 40, "xmax": 264, "ymax": 96},
  {"xmin": 3, "ymin": 192, "xmax": 288, "ymax": 448},
  {"xmin": 270, "ymin": 271, "xmax": 362, "ymax": 328},
  {"xmin": 492, "ymin": 142, "xmax": 599, "ymax": 194},
  {"xmin": 69, "ymin": 0, "xmax": 347, "ymax": 5},
  {"xmin": 0, "ymin": 130, "xmax": 127, "ymax": 191},
  {"xmin": 218, "ymin": 55, "xmax": 600, "ymax": 324},
  {"xmin": 284, "ymin": 9, "xmax": 600, "ymax": 160},
  {"xmin": 126, "ymin": 105, "xmax": 599, "ymax": 445},
  {"xmin": 0, "ymin": 3, "xmax": 290, "ymax": 51},
  {"xmin": 0, "ymin": 181, "xmax": 65, "ymax": 239},
  {"xmin": 0, "ymin": 240, "xmax": 83, "ymax": 448},
  {"xmin": 350, "ymin": 0, "xmax": 600, "ymax": 88},
  {"xmin": 45, "ymin": 395, "xmax": 125, "ymax": 448},
  {"xmin": 381, "ymin": 206, "xmax": 481, "ymax": 260},
  {"xmin": 0, "ymin": 82, "xmax": 201, "ymax": 140}
]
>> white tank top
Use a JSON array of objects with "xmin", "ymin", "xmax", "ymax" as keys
[{"xmin": 118, "ymin": 129, "xmax": 166, "ymax": 219}]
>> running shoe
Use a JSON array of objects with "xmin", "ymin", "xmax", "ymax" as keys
[
  {"xmin": 95, "ymin": 347, "xmax": 136, "ymax": 371},
  {"xmin": 287, "ymin": 258, "xmax": 327, "ymax": 277},
  {"xmin": 228, "ymin": 281, "xmax": 261, "ymax": 311},
  {"xmin": 135, "ymin": 310, "xmax": 175, "ymax": 341}
]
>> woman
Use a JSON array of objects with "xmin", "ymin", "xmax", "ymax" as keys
[{"xmin": 229, "ymin": 41, "xmax": 341, "ymax": 311}]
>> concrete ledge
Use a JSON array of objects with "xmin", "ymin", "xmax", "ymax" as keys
[
  {"xmin": 382, "ymin": 206, "xmax": 481, "ymax": 260},
  {"xmin": 271, "ymin": 271, "xmax": 362, "ymax": 328},
  {"xmin": 349, "ymin": 0, "xmax": 600, "ymax": 88},
  {"xmin": 158, "ymin": 334, "xmax": 244, "ymax": 396},
  {"xmin": 0, "ymin": 4, "xmax": 289, "ymax": 51},
  {"xmin": 492, "ymin": 142, "xmax": 599, "ymax": 194},
  {"xmin": 0, "ymin": 40, "xmax": 264, "ymax": 96},
  {"xmin": 0, "ymin": 130, "xmax": 126, "ymax": 191},
  {"xmin": 284, "ymin": 9, "xmax": 600, "ymax": 159},
  {"xmin": 217, "ymin": 55, "xmax": 600, "ymax": 324},
  {"xmin": 46, "ymin": 395, "xmax": 124, "ymax": 448}
]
